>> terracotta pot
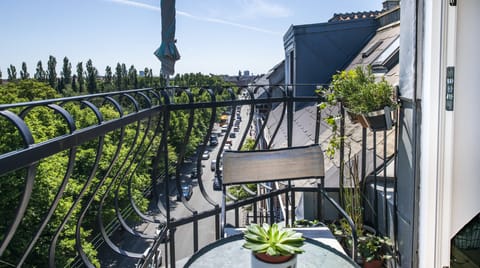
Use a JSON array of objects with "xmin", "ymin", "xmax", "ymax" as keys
[
  {"xmin": 254, "ymin": 253, "xmax": 293, "ymax": 264},
  {"xmin": 363, "ymin": 259, "xmax": 382, "ymax": 268}
]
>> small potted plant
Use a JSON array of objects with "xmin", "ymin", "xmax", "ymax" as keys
[
  {"xmin": 358, "ymin": 233, "xmax": 393, "ymax": 268},
  {"xmin": 319, "ymin": 66, "xmax": 398, "ymax": 131},
  {"xmin": 243, "ymin": 223, "xmax": 305, "ymax": 267}
]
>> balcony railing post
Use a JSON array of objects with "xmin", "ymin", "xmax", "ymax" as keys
[
  {"xmin": 339, "ymin": 105, "xmax": 346, "ymax": 207},
  {"xmin": 287, "ymin": 85, "xmax": 293, "ymax": 147}
]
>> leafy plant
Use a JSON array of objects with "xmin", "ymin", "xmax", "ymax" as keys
[
  {"xmin": 293, "ymin": 219, "xmax": 321, "ymax": 227},
  {"xmin": 320, "ymin": 66, "xmax": 396, "ymax": 114},
  {"xmin": 243, "ymin": 223, "xmax": 305, "ymax": 256},
  {"xmin": 317, "ymin": 65, "xmax": 397, "ymax": 158},
  {"xmin": 358, "ymin": 233, "xmax": 393, "ymax": 263}
]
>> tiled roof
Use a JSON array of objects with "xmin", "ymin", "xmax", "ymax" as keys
[
  {"xmin": 262, "ymin": 16, "xmax": 400, "ymax": 188},
  {"xmin": 328, "ymin": 11, "xmax": 382, "ymax": 22}
]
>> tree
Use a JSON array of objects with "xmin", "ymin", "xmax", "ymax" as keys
[
  {"xmin": 7, "ymin": 64, "xmax": 17, "ymax": 81},
  {"xmin": 47, "ymin": 55, "xmax": 57, "ymax": 89},
  {"xmin": 72, "ymin": 74, "xmax": 77, "ymax": 91},
  {"xmin": 76, "ymin": 62, "xmax": 84, "ymax": 93},
  {"xmin": 61, "ymin": 57, "xmax": 72, "ymax": 84},
  {"xmin": 20, "ymin": 62, "xmax": 29, "ymax": 80},
  {"xmin": 34, "ymin": 61, "xmax": 47, "ymax": 82},
  {"xmin": 104, "ymin": 66, "xmax": 112, "ymax": 84},
  {"xmin": 114, "ymin": 63, "xmax": 122, "ymax": 90},
  {"xmin": 85, "ymin": 59, "xmax": 98, "ymax": 94},
  {"xmin": 121, "ymin": 63, "xmax": 128, "ymax": 89},
  {"xmin": 128, "ymin": 65, "xmax": 138, "ymax": 89},
  {"xmin": 0, "ymin": 68, "xmax": 2, "ymax": 84}
]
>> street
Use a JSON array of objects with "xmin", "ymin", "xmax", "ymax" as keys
[{"xmin": 162, "ymin": 103, "xmax": 252, "ymax": 265}]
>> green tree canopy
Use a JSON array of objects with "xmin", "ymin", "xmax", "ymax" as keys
[
  {"xmin": 114, "ymin": 63, "xmax": 122, "ymax": 90},
  {"xmin": 7, "ymin": 64, "xmax": 17, "ymax": 81},
  {"xmin": 34, "ymin": 60, "xmax": 47, "ymax": 82},
  {"xmin": 61, "ymin": 56, "xmax": 72, "ymax": 84},
  {"xmin": 47, "ymin": 55, "xmax": 57, "ymax": 89},
  {"xmin": 20, "ymin": 62, "xmax": 29, "ymax": 80},
  {"xmin": 128, "ymin": 65, "xmax": 138, "ymax": 89},
  {"xmin": 85, "ymin": 59, "xmax": 98, "ymax": 94},
  {"xmin": 76, "ymin": 62, "xmax": 84, "ymax": 93}
]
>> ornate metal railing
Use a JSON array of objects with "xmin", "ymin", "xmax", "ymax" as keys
[
  {"xmin": 0, "ymin": 85, "xmax": 325, "ymax": 267},
  {"xmin": 0, "ymin": 84, "xmax": 399, "ymax": 267}
]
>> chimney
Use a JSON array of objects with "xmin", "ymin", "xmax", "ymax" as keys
[{"xmin": 383, "ymin": 0, "xmax": 400, "ymax": 10}]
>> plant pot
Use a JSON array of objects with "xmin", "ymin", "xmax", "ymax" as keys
[
  {"xmin": 361, "ymin": 106, "xmax": 394, "ymax": 131},
  {"xmin": 251, "ymin": 253, "xmax": 297, "ymax": 268},
  {"xmin": 345, "ymin": 108, "xmax": 361, "ymax": 124},
  {"xmin": 363, "ymin": 259, "xmax": 382, "ymax": 268}
]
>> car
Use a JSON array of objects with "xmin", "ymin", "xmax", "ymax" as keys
[
  {"xmin": 177, "ymin": 184, "xmax": 193, "ymax": 201},
  {"xmin": 229, "ymin": 132, "xmax": 236, "ymax": 138},
  {"xmin": 221, "ymin": 126, "xmax": 228, "ymax": 133},
  {"xmin": 213, "ymin": 175, "xmax": 222, "ymax": 191},
  {"xmin": 191, "ymin": 167, "xmax": 202, "ymax": 179},
  {"xmin": 233, "ymin": 126, "xmax": 240, "ymax": 132},
  {"xmin": 223, "ymin": 144, "xmax": 232, "ymax": 151},
  {"xmin": 201, "ymin": 150, "xmax": 210, "ymax": 160},
  {"xmin": 209, "ymin": 135, "xmax": 218, "ymax": 146},
  {"xmin": 211, "ymin": 159, "xmax": 216, "ymax": 171}
]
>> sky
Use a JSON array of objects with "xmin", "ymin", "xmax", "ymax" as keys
[{"xmin": 0, "ymin": 0, "xmax": 383, "ymax": 77}]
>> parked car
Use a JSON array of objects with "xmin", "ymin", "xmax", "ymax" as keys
[
  {"xmin": 201, "ymin": 150, "xmax": 210, "ymax": 160},
  {"xmin": 209, "ymin": 135, "xmax": 218, "ymax": 146},
  {"xmin": 177, "ymin": 184, "xmax": 193, "ymax": 201},
  {"xmin": 213, "ymin": 175, "xmax": 222, "ymax": 191},
  {"xmin": 211, "ymin": 159, "xmax": 217, "ymax": 171},
  {"xmin": 191, "ymin": 167, "xmax": 202, "ymax": 179}
]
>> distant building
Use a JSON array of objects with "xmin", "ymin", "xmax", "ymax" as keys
[{"xmin": 221, "ymin": 70, "xmax": 260, "ymax": 87}]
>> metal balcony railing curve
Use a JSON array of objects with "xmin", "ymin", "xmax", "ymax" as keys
[
  {"xmin": 0, "ymin": 85, "xmax": 326, "ymax": 267},
  {"xmin": 0, "ymin": 83, "xmax": 401, "ymax": 267}
]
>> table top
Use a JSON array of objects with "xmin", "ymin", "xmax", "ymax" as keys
[{"xmin": 184, "ymin": 234, "xmax": 359, "ymax": 268}]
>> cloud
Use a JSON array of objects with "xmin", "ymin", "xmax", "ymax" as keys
[
  {"xmin": 177, "ymin": 10, "xmax": 281, "ymax": 36},
  {"xmin": 238, "ymin": 0, "xmax": 292, "ymax": 18},
  {"xmin": 106, "ymin": 0, "xmax": 160, "ymax": 11},
  {"xmin": 105, "ymin": 0, "xmax": 281, "ymax": 36}
]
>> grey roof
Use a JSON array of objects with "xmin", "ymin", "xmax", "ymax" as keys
[{"xmin": 260, "ymin": 15, "xmax": 400, "ymax": 189}]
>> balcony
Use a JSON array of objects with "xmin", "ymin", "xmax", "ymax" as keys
[{"xmin": 0, "ymin": 85, "xmax": 397, "ymax": 267}]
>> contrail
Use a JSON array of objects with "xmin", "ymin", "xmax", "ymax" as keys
[{"xmin": 105, "ymin": 0, "xmax": 281, "ymax": 36}]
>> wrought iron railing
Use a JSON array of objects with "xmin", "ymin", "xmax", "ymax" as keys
[{"xmin": 0, "ymin": 84, "xmax": 399, "ymax": 267}]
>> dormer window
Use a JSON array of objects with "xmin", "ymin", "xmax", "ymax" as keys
[{"xmin": 372, "ymin": 37, "xmax": 399, "ymax": 73}]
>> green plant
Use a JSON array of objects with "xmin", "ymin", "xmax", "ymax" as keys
[
  {"xmin": 293, "ymin": 219, "xmax": 321, "ymax": 227},
  {"xmin": 321, "ymin": 66, "xmax": 396, "ymax": 114},
  {"xmin": 242, "ymin": 223, "xmax": 305, "ymax": 256},
  {"xmin": 358, "ymin": 233, "xmax": 393, "ymax": 263},
  {"xmin": 316, "ymin": 65, "xmax": 397, "ymax": 158}
]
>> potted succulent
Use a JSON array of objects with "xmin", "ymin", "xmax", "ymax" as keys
[
  {"xmin": 358, "ymin": 233, "xmax": 393, "ymax": 268},
  {"xmin": 243, "ymin": 223, "xmax": 305, "ymax": 267}
]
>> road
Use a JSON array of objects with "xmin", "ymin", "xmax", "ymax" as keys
[{"xmin": 162, "ymin": 104, "xmax": 253, "ymax": 265}]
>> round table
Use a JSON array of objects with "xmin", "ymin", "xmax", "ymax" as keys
[{"xmin": 185, "ymin": 234, "xmax": 359, "ymax": 267}]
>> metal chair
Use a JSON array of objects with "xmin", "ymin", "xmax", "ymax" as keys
[{"xmin": 221, "ymin": 144, "xmax": 357, "ymax": 259}]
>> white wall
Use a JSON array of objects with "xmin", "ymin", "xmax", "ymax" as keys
[{"xmin": 451, "ymin": 0, "xmax": 480, "ymax": 236}]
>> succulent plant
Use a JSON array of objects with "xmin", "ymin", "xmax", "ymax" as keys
[{"xmin": 242, "ymin": 223, "xmax": 305, "ymax": 256}]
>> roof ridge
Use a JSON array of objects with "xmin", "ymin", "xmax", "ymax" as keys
[{"xmin": 329, "ymin": 10, "xmax": 382, "ymax": 22}]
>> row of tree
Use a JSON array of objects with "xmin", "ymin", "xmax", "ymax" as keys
[
  {"xmin": 0, "ymin": 74, "xmax": 236, "ymax": 266},
  {"xmin": 0, "ymin": 56, "xmax": 160, "ymax": 95}
]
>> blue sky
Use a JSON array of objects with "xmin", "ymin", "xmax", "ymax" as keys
[{"xmin": 0, "ymin": 0, "xmax": 383, "ymax": 76}]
